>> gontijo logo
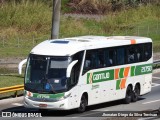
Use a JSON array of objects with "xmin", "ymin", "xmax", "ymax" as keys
[
  {"xmin": 87, "ymin": 70, "xmax": 114, "ymax": 84},
  {"xmin": 93, "ymin": 72, "xmax": 110, "ymax": 80}
]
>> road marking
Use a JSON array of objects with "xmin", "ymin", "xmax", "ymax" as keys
[
  {"xmin": 151, "ymin": 83, "xmax": 160, "ymax": 88},
  {"xmin": 138, "ymin": 117, "xmax": 158, "ymax": 120},
  {"xmin": 142, "ymin": 99, "xmax": 160, "ymax": 104},
  {"xmin": 12, "ymin": 103, "xmax": 23, "ymax": 106},
  {"xmin": 75, "ymin": 110, "xmax": 109, "ymax": 117},
  {"xmin": 153, "ymin": 76, "xmax": 160, "ymax": 80},
  {"xmin": 71, "ymin": 117, "xmax": 78, "ymax": 119},
  {"xmin": 92, "ymin": 109, "xmax": 109, "ymax": 111}
]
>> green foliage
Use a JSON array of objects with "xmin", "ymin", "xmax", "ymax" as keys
[
  {"xmin": 0, "ymin": 1, "xmax": 160, "ymax": 57},
  {"xmin": 61, "ymin": 0, "xmax": 72, "ymax": 13},
  {"xmin": 0, "ymin": 75, "xmax": 23, "ymax": 88},
  {"xmin": 0, "ymin": 0, "xmax": 52, "ymax": 33},
  {"xmin": 68, "ymin": 0, "xmax": 160, "ymax": 14}
]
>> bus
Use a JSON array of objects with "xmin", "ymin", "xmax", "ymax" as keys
[{"xmin": 24, "ymin": 36, "xmax": 153, "ymax": 112}]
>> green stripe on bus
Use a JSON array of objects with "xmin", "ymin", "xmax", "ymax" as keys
[
  {"xmin": 119, "ymin": 68, "xmax": 124, "ymax": 78},
  {"xmin": 116, "ymin": 80, "xmax": 121, "ymax": 90},
  {"xmin": 87, "ymin": 63, "xmax": 152, "ymax": 84},
  {"xmin": 131, "ymin": 66, "xmax": 136, "ymax": 76},
  {"xmin": 32, "ymin": 92, "xmax": 64, "ymax": 99}
]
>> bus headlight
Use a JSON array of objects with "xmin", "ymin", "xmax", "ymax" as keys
[{"xmin": 59, "ymin": 93, "xmax": 71, "ymax": 101}]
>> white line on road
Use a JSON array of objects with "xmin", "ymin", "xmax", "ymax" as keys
[
  {"xmin": 74, "ymin": 110, "xmax": 109, "ymax": 117},
  {"xmin": 142, "ymin": 99, "xmax": 160, "ymax": 104},
  {"xmin": 138, "ymin": 117, "xmax": 158, "ymax": 120},
  {"xmin": 153, "ymin": 76, "xmax": 160, "ymax": 80},
  {"xmin": 151, "ymin": 83, "xmax": 160, "ymax": 88},
  {"xmin": 12, "ymin": 103, "xmax": 23, "ymax": 106}
]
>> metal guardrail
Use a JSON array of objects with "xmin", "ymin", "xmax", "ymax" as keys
[
  {"xmin": 0, "ymin": 85, "xmax": 24, "ymax": 97},
  {"xmin": 153, "ymin": 60, "xmax": 160, "ymax": 69}
]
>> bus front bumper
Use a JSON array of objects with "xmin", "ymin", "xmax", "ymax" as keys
[{"xmin": 24, "ymin": 97, "xmax": 69, "ymax": 110}]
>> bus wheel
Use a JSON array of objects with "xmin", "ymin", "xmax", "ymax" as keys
[
  {"xmin": 124, "ymin": 86, "xmax": 132, "ymax": 104},
  {"xmin": 77, "ymin": 95, "xmax": 87, "ymax": 113},
  {"xmin": 132, "ymin": 85, "xmax": 140, "ymax": 102}
]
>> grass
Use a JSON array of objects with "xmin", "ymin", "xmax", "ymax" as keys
[
  {"xmin": 0, "ymin": 74, "xmax": 24, "ymax": 88},
  {"xmin": 0, "ymin": 64, "xmax": 25, "ymax": 99},
  {"xmin": 0, "ymin": 0, "xmax": 52, "ymax": 37},
  {"xmin": 0, "ymin": 74, "xmax": 24, "ymax": 99},
  {"xmin": 0, "ymin": 2, "xmax": 160, "ymax": 57}
]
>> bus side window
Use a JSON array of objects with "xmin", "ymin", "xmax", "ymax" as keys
[
  {"xmin": 91, "ymin": 53, "xmax": 97, "ymax": 68},
  {"xmin": 105, "ymin": 50, "xmax": 109, "ymax": 67},
  {"xmin": 127, "ymin": 46, "xmax": 136, "ymax": 64},
  {"xmin": 108, "ymin": 49, "xmax": 116, "ymax": 66},
  {"xmin": 84, "ymin": 53, "xmax": 91, "ymax": 70},
  {"xmin": 105, "ymin": 48, "xmax": 115, "ymax": 67},
  {"xmin": 117, "ymin": 47, "xmax": 125, "ymax": 65},
  {"xmin": 144, "ymin": 43, "xmax": 152, "ymax": 61},
  {"xmin": 97, "ymin": 49, "xmax": 105, "ymax": 68},
  {"xmin": 83, "ymin": 51, "xmax": 91, "ymax": 74},
  {"xmin": 135, "ymin": 44, "xmax": 143, "ymax": 62},
  {"xmin": 83, "ymin": 50, "xmax": 97, "ymax": 74},
  {"xmin": 70, "ymin": 51, "xmax": 84, "ymax": 87}
]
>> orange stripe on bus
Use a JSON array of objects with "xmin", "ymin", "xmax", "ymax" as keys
[
  {"xmin": 124, "ymin": 67, "xmax": 130, "ymax": 78},
  {"xmin": 120, "ymin": 78, "xmax": 126, "ymax": 89},
  {"xmin": 90, "ymin": 73, "xmax": 93, "ymax": 84},
  {"xmin": 131, "ymin": 39, "xmax": 136, "ymax": 44},
  {"xmin": 115, "ymin": 68, "xmax": 120, "ymax": 79}
]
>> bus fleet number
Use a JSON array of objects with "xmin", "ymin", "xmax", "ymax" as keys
[{"xmin": 141, "ymin": 66, "xmax": 152, "ymax": 73}]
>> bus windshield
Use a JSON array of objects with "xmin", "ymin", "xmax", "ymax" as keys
[{"xmin": 25, "ymin": 54, "xmax": 71, "ymax": 94}]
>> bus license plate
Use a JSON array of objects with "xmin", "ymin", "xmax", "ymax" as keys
[{"xmin": 39, "ymin": 104, "xmax": 47, "ymax": 108}]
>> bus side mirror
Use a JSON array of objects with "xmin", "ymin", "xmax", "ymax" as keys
[
  {"xmin": 66, "ymin": 60, "xmax": 78, "ymax": 78},
  {"xmin": 18, "ymin": 59, "xmax": 27, "ymax": 75}
]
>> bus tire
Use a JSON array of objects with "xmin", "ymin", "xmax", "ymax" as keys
[
  {"xmin": 124, "ymin": 86, "xmax": 132, "ymax": 104},
  {"xmin": 132, "ymin": 85, "xmax": 140, "ymax": 102},
  {"xmin": 77, "ymin": 95, "xmax": 87, "ymax": 113}
]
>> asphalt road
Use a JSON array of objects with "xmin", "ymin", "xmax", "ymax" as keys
[{"xmin": 0, "ymin": 72, "xmax": 160, "ymax": 120}]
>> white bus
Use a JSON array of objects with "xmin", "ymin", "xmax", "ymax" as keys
[{"xmin": 24, "ymin": 36, "xmax": 152, "ymax": 112}]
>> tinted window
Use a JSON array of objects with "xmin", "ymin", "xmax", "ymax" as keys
[
  {"xmin": 127, "ymin": 45, "xmax": 136, "ymax": 64},
  {"xmin": 117, "ymin": 47, "xmax": 125, "ymax": 65},
  {"xmin": 68, "ymin": 51, "xmax": 84, "ymax": 88},
  {"xmin": 82, "ymin": 42, "xmax": 152, "ymax": 75},
  {"xmin": 135, "ymin": 44, "xmax": 143, "ymax": 62},
  {"xmin": 144, "ymin": 43, "xmax": 152, "ymax": 61},
  {"xmin": 97, "ymin": 49, "xmax": 105, "ymax": 68},
  {"xmin": 108, "ymin": 49, "xmax": 116, "ymax": 66},
  {"xmin": 83, "ymin": 50, "xmax": 97, "ymax": 74}
]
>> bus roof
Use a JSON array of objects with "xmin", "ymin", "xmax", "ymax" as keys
[{"xmin": 31, "ymin": 35, "xmax": 152, "ymax": 56}]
